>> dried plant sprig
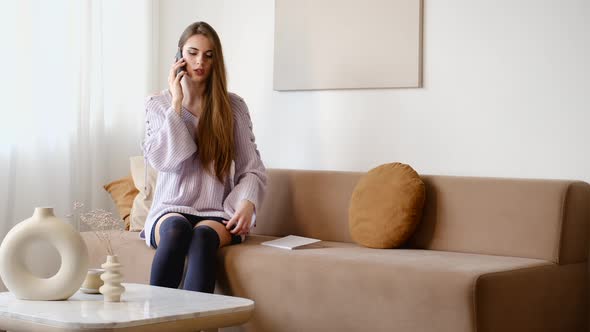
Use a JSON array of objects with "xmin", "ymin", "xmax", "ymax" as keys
[{"xmin": 70, "ymin": 202, "xmax": 125, "ymax": 256}]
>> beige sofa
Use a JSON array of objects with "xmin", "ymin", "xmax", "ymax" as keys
[{"xmin": 80, "ymin": 168, "xmax": 589, "ymax": 332}]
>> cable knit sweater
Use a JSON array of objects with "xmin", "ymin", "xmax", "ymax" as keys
[{"xmin": 139, "ymin": 89, "xmax": 267, "ymax": 247}]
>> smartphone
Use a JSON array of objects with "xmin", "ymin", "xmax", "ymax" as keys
[{"xmin": 175, "ymin": 48, "xmax": 186, "ymax": 75}]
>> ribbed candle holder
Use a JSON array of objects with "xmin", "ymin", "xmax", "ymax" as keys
[{"xmin": 99, "ymin": 255, "xmax": 125, "ymax": 302}]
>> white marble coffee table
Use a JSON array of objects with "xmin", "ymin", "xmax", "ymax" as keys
[{"xmin": 0, "ymin": 283, "xmax": 254, "ymax": 332}]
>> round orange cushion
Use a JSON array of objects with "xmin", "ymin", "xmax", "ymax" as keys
[{"xmin": 349, "ymin": 163, "xmax": 425, "ymax": 248}]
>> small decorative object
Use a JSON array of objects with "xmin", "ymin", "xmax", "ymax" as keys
[
  {"xmin": 80, "ymin": 268, "xmax": 105, "ymax": 294},
  {"xmin": 0, "ymin": 207, "xmax": 89, "ymax": 300},
  {"xmin": 99, "ymin": 255, "xmax": 125, "ymax": 302},
  {"xmin": 72, "ymin": 202, "xmax": 126, "ymax": 302}
]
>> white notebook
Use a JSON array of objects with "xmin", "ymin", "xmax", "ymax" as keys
[{"xmin": 261, "ymin": 235, "xmax": 321, "ymax": 250}]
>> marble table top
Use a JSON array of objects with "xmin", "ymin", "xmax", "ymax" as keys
[{"xmin": 0, "ymin": 283, "xmax": 254, "ymax": 329}]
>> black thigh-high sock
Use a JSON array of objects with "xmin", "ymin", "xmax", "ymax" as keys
[
  {"xmin": 183, "ymin": 225, "xmax": 220, "ymax": 293},
  {"xmin": 150, "ymin": 216, "xmax": 192, "ymax": 288}
]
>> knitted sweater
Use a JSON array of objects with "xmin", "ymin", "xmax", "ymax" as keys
[{"xmin": 139, "ymin": 90, "xmax": 267, "ymax": 247}]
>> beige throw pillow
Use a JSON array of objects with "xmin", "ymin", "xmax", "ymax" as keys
[
  {"xmin": 129, "ymin": 156, "xmax": 158, "ymax": 231},
  {"xmin": 103, "ymin": 175, "xmax": 139, "ymax": 231}
]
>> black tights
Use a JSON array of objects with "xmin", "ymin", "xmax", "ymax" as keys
[{"xmin": 149, "ymin": 215, "xmax": 220, "ymax": 293}]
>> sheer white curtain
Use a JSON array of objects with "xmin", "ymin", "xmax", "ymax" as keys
[{"xmin": 0, "ymin": 0, "xmax": 159, "ymax": 238}]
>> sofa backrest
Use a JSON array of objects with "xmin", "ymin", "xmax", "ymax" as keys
[{"xmin": 254, "ymin": 168, "xmax": 590, "ymax": 264}]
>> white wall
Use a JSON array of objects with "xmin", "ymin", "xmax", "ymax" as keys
[{"xmin": 158, "ymin": 0, "xmax": 590, "ymax": 181}]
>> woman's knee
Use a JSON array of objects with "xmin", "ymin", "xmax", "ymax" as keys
[
  {"xmin": 154, "ymin": 213, "xmax": 191, "ymax": 246},
  {"xmin": 193, "ymin": 220, "xmax": 232, "ymax": 247},
  {"xmin": 191, "ymin": 225, "xmax": 221, "ymax": 250}
]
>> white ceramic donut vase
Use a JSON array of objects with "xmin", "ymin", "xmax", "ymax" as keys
[{"xmin": 0, "ymin": 207, "xmax": 89, "ymax": 300}]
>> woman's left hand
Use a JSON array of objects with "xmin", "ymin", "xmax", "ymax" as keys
[{"xmin": 226, "ymin": 200, "xmax": 255, "ymax": 235}]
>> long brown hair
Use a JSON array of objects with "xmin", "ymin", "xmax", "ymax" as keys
[{"xmin": 178, "ymin": 22, "xmax": 234, "ymax": 183}]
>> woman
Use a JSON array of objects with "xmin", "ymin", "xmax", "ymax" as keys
[{"xmin": 140, "ymin": 21, "xmax": 267, "ymax": 293}]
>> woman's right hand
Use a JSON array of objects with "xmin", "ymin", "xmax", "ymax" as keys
[{"xmin": 168, "ymin": 57, "xmax": 186, "ymax": 114}]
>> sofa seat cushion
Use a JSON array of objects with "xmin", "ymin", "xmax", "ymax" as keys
[{"xmin": 218, "ymin": 235, "xmax": 559, "ymax": 332}]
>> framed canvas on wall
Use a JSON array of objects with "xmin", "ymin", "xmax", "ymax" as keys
[{"xmin": 274, "ymin": 0, "xmax": 423, "ymax": 91}]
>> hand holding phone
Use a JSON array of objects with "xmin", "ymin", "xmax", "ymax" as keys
[
  {"xmin": 175, "ymin": 49, "xmax": 186, "ymax": 75},
  {"xmin": 170, "ymin": 48, "xmax": 186, "ymax": 114}
]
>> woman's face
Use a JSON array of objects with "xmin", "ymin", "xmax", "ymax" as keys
[{"xmin": 181, "ymin": 34, "xmax": 214, "ymax": 83}]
